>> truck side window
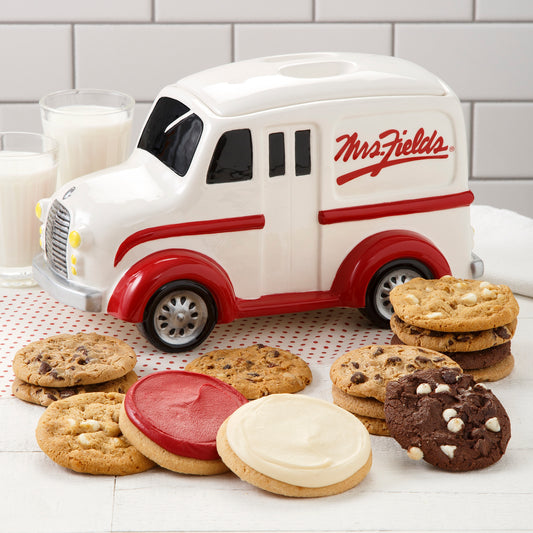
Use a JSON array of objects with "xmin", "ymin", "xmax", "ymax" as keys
[
  {"xmin": 295, "ymin": 129, "xmax": 311, "ymax": 176},
  {"xmin": 269, "ymin": 132, "xmax": 285, "ymax": 177},
  {"xmin": 207, "ymin": 129, "xmax": 253, "ymax": 184}
]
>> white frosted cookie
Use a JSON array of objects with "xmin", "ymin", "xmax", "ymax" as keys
[{"xmin": 216, "ymin": 394, "xmax": 372, "ymax": 497}]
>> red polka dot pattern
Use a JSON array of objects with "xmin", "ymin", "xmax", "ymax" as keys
[{"xmin": 0, "ymin": 290, "xmax": 393, "ymax": 397}]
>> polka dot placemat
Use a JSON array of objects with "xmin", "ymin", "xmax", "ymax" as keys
[{"xmin": 0, "ymin": 289, "xmax": 393, "ymax": 398}]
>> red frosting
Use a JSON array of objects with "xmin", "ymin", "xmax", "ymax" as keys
[{"xmin": 124, "ymin": 371, "xmax": 247, "ymax": 461}]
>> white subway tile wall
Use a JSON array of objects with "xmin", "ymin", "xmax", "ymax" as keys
[{"xmin": 0, "ymin": 0, "xmax": 531, "ymax": 216}]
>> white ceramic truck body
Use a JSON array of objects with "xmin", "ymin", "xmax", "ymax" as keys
[{"xmin": 33, "ymin": 53, "xmax": 482, "ymax": 352}]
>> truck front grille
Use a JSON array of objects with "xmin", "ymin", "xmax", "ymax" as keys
[{"xmin": 45, "ymin": 200, "xmax": 70, "ymax": 278}]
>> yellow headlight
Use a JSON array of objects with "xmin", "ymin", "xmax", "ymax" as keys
[
  {"xmin": 35, "ymin": 202, "xmax": 42, "ymax": 220},
  {"xmin": 69, "ymin": 231, "xmax": 81, "ymax": 248}
]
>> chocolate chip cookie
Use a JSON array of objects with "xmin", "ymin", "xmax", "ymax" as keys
[
  {"xmin": 185, "ymin": 344, "xmax": 312, "ymax": 400},
  {"xmin": 384, "ymin": 368, "xmax": 511, "ymax": 471},
  {"xmin": 12, "ymin": 371, "xmax": 138, "ymax": 407},
  {"xmin": 389, "ymin": 276, "xmax": 519, "ymax": 332},
  {"xmin": 390, "ymin": 314, "xmax": 517, "ymax": 353},
  {"xmin": 330, "ymin": 345, "xmax": 460, "ymax": 403},
  {"xmin": 12, "ymin": 333, "xmax": 137, "ymax": 387},
  {"xmin": 35, "ymin": 392, "xmax": 154, "ymax": 475}
]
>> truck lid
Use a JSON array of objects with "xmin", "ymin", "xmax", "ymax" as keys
[{"xmin": 175, "ymin": 52, "xmax": 448, "ymax": 117}]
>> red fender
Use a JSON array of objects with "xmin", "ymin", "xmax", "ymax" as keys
[
  {"xmin": 107, "ymin": 249, "xmax": 237, "ymax": 324},
  {"xmin": 331, "ymin": 230, "xmax": 451, "ymax": 307}
]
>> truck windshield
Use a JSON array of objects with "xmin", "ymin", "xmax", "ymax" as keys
[{"xmin": 138, "ymin": 96, "xmax": 203, "ymax": 177}]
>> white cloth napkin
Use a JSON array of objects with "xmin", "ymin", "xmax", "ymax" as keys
[{"xmin": 471, "ymin": 205, "xmax": 533, "ymax": 297}]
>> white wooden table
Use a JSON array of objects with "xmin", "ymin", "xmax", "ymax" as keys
[{"xmin": 1, "ymin": 288, "xmax": 531, "ymax": 533}]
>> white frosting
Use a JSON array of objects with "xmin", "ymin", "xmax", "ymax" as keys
[{"xmin": 226, "ymin": 394, "xmax": 371, "ymax": 488}]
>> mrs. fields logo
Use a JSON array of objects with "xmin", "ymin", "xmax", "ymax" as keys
[{"xmin": 335, "ymin": 128, "xmax": 453, "ymax": 185}]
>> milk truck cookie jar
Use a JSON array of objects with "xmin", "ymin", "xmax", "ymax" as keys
[{"xmin": 33, "ymin": 52, "xmax": 482, "ymax": 352}]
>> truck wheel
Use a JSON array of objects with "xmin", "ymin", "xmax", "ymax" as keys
[
  {"xmin": 364, "ymin": 260, "xmax": 433, "ymax": 329},
  {"xmin": 142, "ymin": 280, "xmax": 217, "ymax": 352}
]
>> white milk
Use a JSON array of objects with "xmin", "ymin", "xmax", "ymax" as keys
[
  {"xmin": 42, "ymin": 105, "xmax": 132, "ymax": 187},
  {"xmin": 0, "ymin": 152, "xmax": 57, "ymax": 272}
]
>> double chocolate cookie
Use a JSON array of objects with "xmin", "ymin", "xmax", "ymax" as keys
[
  {"xmin": 384, "ymin": 367, "xmax": 511, "ymax": 471},
  {"xmin": 330, "ymin": 345, "xmax": 461, "ymax": 436}
]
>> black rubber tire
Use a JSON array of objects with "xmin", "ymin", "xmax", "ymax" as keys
[
  {"xmin": 141, "ymin": 280, "xmax": 217, "ymax": 352},
  {"xmin": 364, "ymin": 259, "xmax": 433, "ymax": 329}
]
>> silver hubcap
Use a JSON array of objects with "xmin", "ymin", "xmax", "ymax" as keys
[
  {"xmin": 375, "ymin": 268, "xmax": 420, "ymax": 319},
  {"xmin": 154, "ymin": 290, "xmax": 208, "ymax": 347}
]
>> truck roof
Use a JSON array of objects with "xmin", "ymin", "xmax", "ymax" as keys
[{"xmin": 175, "ymin": 52, "xmax": 448, "ymax": 117}]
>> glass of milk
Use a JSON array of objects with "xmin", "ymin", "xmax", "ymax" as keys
[
  {"xmin": 40, "ymin": 89, "xmax": 134, "ymax": 188},
  {"xmin": 0, "ymin": 132, "xmax": 58, "ymax": 287}
]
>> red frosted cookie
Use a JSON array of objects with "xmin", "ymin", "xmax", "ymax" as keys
[{"xmin": 118, "ymin": 371, "xmax": 247, "ymax": 475}]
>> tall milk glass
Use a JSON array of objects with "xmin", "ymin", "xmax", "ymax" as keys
[
  {"xmin": 40, "ymin": 89, "xmax": 134, "ymax": 188},
  {"xmin": 0, "ymin": 132, "xmax": 58, "ymax": 287}
]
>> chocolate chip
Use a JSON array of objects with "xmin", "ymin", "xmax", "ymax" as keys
[
  {"xmin": 432, "ymin": 357, "xmax": 445, "ymax": 362},
  {"xmin": 494, "ymin": 327, "xmax": 511, "ymax": 340},
  {"xmin": 474, "ymin": 437, "xmax": 491, "ymax": 457},
  {"xmin": 256, "ymin": 343, "xmax": 265, "ymax": 349},
  {"xmin": 272, "ymin": 350, "xmax": 280, "ymax": 357},
  {"xmin": 75, "ymin": 346, "xmax": 89, "ymax": 357},
  {"xmin": 246, "ymin": 360, "xmax": 254, "ymax": 366},
  {"xmin": 50, "ymin": 371, "xmax": 64, "ymax": 381},
  {"xmin": 456, "ymin": 334, "xmax": 472, "ymax": 342},
  {"xmin": 248, "ymin": 372, "xmax": 260, "ymax": 377},
  {"xmin": 374, "ymin": 374, "xmax": 383, "ymax": 382},
  {"xmin": 409, "ymin": 327, "xmax": 422, "ymax": 335},
  {"xmin": 77, "ymin": 358, "xmax": 88, "ymax": 365},
  {"xmin": 428, "ymin": 330, "xmax": 445, "ymax": 337},
  {"xmin": 415, "ymin": 355, "xmax": 430, "ymax": 364},
  {"xmin": 406, "ymin": 364, "xmax": 415, "ymax": 371},
  {"xmin": 59, "ymin": 389, "xmax": 76, "ymax": 398},
  {"xmin": 351, "ymin": 361, "xmax": 360, "ymax": 369},
  {"xmin": 266, "ymin": 362, "xmax": 277, "ymax": 368},
  {"xmin": 223, "ymin": 364, "xmax": 232, "ymax": 369},
  {"xmin": 45, "ymin": 393, "xmax": 57, "ymax": 401},
  {"xmin": 386, "ymin": 356, "xmax": 401, "ymax": 364},
  {"xmin": 38, "ymin": 361, "xmax": 52, "ymax": 374},
  {"xmin": 441, "ymin": 368, "xmax": 460, "ymax": 384},
  {"xmin": 350, "ymin": 372, "xmax": 367, "ymax": 384},
  {"xmin": 372, "ymin": 348, "xmax": 384, "ymax": 357}
]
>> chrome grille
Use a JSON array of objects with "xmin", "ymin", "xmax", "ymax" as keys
[{"xmin": 45, "ymin": 200, "xmax": 70, "ymax": 278}]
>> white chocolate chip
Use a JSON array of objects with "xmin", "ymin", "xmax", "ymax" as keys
[
  {"xmin": 405, "ymin": 294, "xmax": 420, "ymax": 305},
  {"xmin": 77, "ymin": 434, "xmax": 92, "ymax": 447},
  {"xmin": 66, "ymin": 417, "xmax": 77, "ymax": 429},
  {"xmin": 425, "ymin": 287, "xmax": 433, "ymax": 292},
  {"xmin": 455, "ymin": 282, "xmax": 467, "ymax": 289},
  {"xmin": 485, "ymin": 417, "xmax": 501, "ymax": 432},
  {"xmin": 79, "ymin": 419, "xmax": 101, "ymax": 432},
  {"xmin": 407, "ymin": 447, "xmax": 424, "ymax": 460},
  {"xmin": 447, "ymin": 417, "xmax": 465, "ymax": 433},
  {"xmin": 435, "ymin": 384, "xmax": 451, "ymax": 394},
  {"xmin": 481, "ymin": 288, "xmax": 497, "ymax": 299},
  {"xmin": 416, "ymin": 383, "xmax": 432, "ymax": 395},
  {"xmin": 475, "ymin": 383, "xmax": 488, "ymax": 390},
  {"xmin": 440, "ymin": 445, "xmax": 457, "ymax": 459},
  {"xmin": 479, "ymin": 281, "xmax": 491, "ymax": 289},
  {"xmin": 461, "ymin": 292, "xmax": 478, "ymax": 305},
  {"xmin": 443, "ymin": 408, "xmax": 457, "ymax": 422}
]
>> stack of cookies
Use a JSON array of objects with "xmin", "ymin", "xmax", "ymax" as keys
[
  {"xmin": 329, "ymin": 344, "xmax": 461, "ymax": 436},
  {"xmin": 389, "ymin": 276, "xmax": 519, "ymax": 382},
  {"xmin": 12, "ymin": 332, "xmax": 138, "ymax": 406}
]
